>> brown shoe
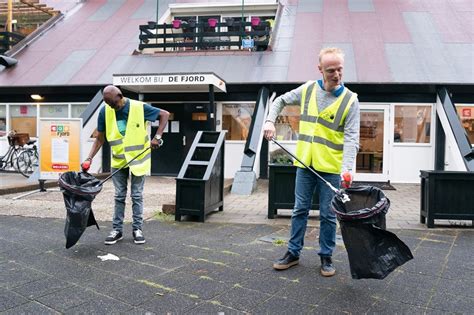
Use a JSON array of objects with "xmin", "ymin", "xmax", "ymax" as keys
[
  {"xmin": 320, "ymin": 256, "xmax": 336, "ymax": 277},
  {"xmin": 273, "ymin": 251, "xmax": 299, "ymax": 270}
]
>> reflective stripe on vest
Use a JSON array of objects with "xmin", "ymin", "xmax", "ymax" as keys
[
  {"xmin": 294, "ymin": 81, "xmax": 356, "ymax": 174},
  {"xmin": 105, "ymin": 100, "xmax": 151, "ymax": 176}
]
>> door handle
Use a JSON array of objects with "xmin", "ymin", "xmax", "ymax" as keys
[{"xmin": 183, "ymin": 136, "xmax": 186, "ymax": 146}]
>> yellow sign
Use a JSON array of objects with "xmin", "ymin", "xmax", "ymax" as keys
[{"xmin": 39, "ymin": 118, "xmax": 82, "ymax": 180}]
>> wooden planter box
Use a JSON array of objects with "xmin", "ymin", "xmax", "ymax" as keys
[
  {"xmin": 175, "ymin": 132, "xmax": 225, "ymax": 222},
  {"xmin": 268, "ymin": 164, "xmax": 319, "ymax": 219},
  {"xmin": 420, "ymin": 170, "xmax": 474, "ymax": 228}
]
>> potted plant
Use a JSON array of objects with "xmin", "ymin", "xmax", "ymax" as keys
[
  {"xmin": 208, "ymin": 18, "xmax": 218, "ymax": 28},
  {"xmin": 268, "ymin": 149, "xmax": 319, "ymax": 219},
  {"xmin": 172, "ymin": 19, "xmax": 182, "ymax": 29}
]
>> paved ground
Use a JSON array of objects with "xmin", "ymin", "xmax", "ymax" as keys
[
  {"xmin": 1, "ymin": 172, "xmax": 470, "ymax": 230},
  {"xmin": 1, "ymin": 172, "xmax": 473, "ymax": 313},
  {"xmin": 1, "ymin": 216, "xmax": 474, "ymax": 314}
]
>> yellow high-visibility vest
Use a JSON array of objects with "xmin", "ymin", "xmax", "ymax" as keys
[
  {"xmin": 294, "ymin": 81, "xmax": 357, "ymax": 174},
  {"xmin": 105, "ymin": 100, "xmax": 151, "ymax": 176}
]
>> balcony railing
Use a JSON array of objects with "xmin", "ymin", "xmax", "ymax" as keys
[
  {"xmin": 0, "ymin": 32, "xmax": 25, "ymax": 54},
  {"xmin": 138, "ymin": 20, "xmax": 272, "ymax": 52}
]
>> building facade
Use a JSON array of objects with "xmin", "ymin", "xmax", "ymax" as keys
[{"xmin": 1, "ymin": 0, "xmax": 473, "ymax": 183}]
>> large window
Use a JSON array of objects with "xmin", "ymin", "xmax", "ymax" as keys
[
  {"xmin": 40, "ymin": 104, "xmax": 68, "ymax": 118},
  {"xmin": 10, "ymin": 105, "xmax": 37, "ymax": 137},
  {"xmin": 275, "ymin": 106, "xmax": 299, "ymax": 141},
  {"xmin": 71, "ymin": 104, "xmax": 88, "ymax": 118},
  {"xmin": 358, "ymin": 110, "xmax": 385, "ymax": 173},
  {"xmin": 456, "ymin": 104, "xmax": 474, "ymax": 144},
  {"xmin": 394, "ymin": 105, "xmax": 431, "ymax": 143},
  {"xmin": 222, "ymin": 103, "xmax": 254, "ymax": 140}
]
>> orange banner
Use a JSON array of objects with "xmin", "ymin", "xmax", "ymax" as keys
[{"xmin": 39, "ymin": 119, "xmax": 82, "ymax": 180}]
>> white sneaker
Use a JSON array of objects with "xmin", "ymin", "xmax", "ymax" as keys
[{"xmin": 133, "ymin": 229, "xmax": 146, "ymax": 244}]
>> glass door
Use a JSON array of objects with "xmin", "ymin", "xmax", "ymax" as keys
[{"xmin": 355, "ymin": 105, "xmax": 390, "ymax": 182}]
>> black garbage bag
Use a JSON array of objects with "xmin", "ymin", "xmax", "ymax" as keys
[
  {"xmin": 58, "ymin": 171, "xmax": 102, "ymax": 249},
  {"xmin": 332, "ymin": 186, "xmax": 413, "ymax": 280}
]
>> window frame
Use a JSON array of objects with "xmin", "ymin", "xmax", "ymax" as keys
[{"xmin": 391, "ymin": 103, "xmax": 435, "ymax": 147}]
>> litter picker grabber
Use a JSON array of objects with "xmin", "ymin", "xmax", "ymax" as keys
[
  {"xmin": 95, "ymin": 146, "xmax": 151, "ymax": 187},
  {"xmin": 270, "ymin": 138, "xmax": 350, "ymax": 203}
]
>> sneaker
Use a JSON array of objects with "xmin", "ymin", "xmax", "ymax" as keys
[
  {"xmin": 133, "ymin": 229, "xmax": 146, "ymax": 244},
  {"xmin": 320, "ymin": 256, "xmax": 336, "ymax": 277},
  {"xmin": 273, "ymin": 251, "xmax": 299, "ymax": 270},
  {"xmin": 104, "ymin": 230, "xmax": 123, "ymax": 245}
]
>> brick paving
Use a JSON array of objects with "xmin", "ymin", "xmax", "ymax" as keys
[
  {"xmin": 0, "ymin": 172, "xmax": 469, "ymax": 229},
  {"xmin": 1, "ymin": 172, "xmax": 473, "ymax": 313}
]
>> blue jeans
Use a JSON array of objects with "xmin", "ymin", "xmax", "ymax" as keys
[
  {"xmin": 288, "ymin": 167, "xmax": 340, "ymax": 258},
  {"xmin": 111, "ymin": 167, "xmax": 145, "ymax": 232}
]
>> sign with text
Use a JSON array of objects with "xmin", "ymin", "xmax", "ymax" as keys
[
  {"xmin": 39, "ymin": 118, "xmax": 82, "ymax": 180},
  {"xmin": 242, "ymin": 38, "xmax": 254, "ymax": 49},
  {"xmin": 113, "ymin": 73, "xmax": 226, "ymax": 92},
  {"xmin": 462, "ymin": 108, "xmax": 472, "ymax": 118}
]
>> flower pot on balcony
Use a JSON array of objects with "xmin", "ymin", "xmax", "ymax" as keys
[
  {"xmin": 251, "ymin": 17, "xmax": 260, "ymax": 27},
  {"xmin": 172, "ymin": 19, "xmax": 182, "ymax": 29},
  {"xmin": 208, "ymin": 18, "xmax": 218, "ymax": 28},
  {"xmin": 225, "ymin": 18, "xmax": 234, "ymax": 27},
  {"xmin": 147, "ymin": 21, "xmax": 156, "ymax": 28}
]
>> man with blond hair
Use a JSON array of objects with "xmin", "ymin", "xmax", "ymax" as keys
[{"xmin": 264, "ymin": 47, "xmax": 360, "ymax": 276}]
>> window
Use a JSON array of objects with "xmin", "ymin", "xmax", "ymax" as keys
[
  {"xmin": 10, "ymin": 105, "xmax": 37, "ymax": 137},
  {"xmin": 394, "ymin": 105, "xmax": 431, "ymax": 143},
  {"xmin": 40, "ymin": 104, "xmax": 68, "ymax": 118},
  {"xmin": 0, "ymin": 105, "xmax": 6, "ymax": 137},
  {"xmin": 222, "ymin": 103, "xmax": 254, "ymax": 140},
  {"xmin": 456, "ymin": 104, "xmax": 474, "ymax": 144},
  {"xmin": 275, "ymin": 106, "xmax": 299, "ymax": 141},
  {"xmin": 358, "ymin": 110, "xmax": 385, "ymax": 173},
  {"xmin": 71, "ymin": 104, "xmax": 88, "ymax": 118}
]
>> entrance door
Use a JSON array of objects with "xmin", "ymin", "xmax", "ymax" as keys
[
  {"xmin": 150, "ymin": 103, "xmax": 211, "ymax": 176},
  {"xmin": 183, "ymin": 103, "xmax": 211, "ymax": 154},
  {"xmin": 355, "ymin": 105, "xmax": 390, "ymax": 182},
  {"xmin": 151, "ymin": 104, "xmax": 185, "ymax": 175}
]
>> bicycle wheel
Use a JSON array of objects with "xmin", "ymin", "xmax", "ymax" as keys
[
  {"xmin": 17, "ymin": 150, "xmax": 34, "ymax": 178},
  {"xmin": 10, "ymin": 149, "xmax": 21, "ymax": 171}
]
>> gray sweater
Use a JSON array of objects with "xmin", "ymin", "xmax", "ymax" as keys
[{"xmin": 267, "ymin": 82, "xmax": 360, "ymax": 172}]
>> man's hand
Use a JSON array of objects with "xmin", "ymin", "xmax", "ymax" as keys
[
  {"xmin": 81, "ymin": 158, "xmax": 92, "ymax": 172},
  {"xmin": 340, "ymin": 171, "xmax": 353, "ymax": 189},
  {"xmin": 151, "ymin": 138, "xmax": 163, "ymax": 149},
  {"xmin": 263, "ymin": 121, "xmax": 276, "ymax": 141}
]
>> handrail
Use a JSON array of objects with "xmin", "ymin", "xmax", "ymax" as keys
[
  {"xmin": 139, "ymin": 21, "xmax": 271, "ymax": 51},
  {"xmin": 240, "ymin": 86, "xmax": 269, "ymax": 171},
  {"xmin": 0, "ymin": 32, "xmax": 25, "ymax": 54},
  {"xmin": 437, "ymin": 87, "xmax": 474, "ymax": 171}
]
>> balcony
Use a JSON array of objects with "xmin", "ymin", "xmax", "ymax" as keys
[{"xmin": 138, "ymin": 19, "xmax": 272, "ymax": 53}]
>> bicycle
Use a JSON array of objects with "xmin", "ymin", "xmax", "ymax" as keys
[
  {"xmin": 0, "ymin": 131, "xmax": 26, "ymax": 172},
  {"xmin": 16, "ymin": 140, "xmax": 39, "ymax": 178}
]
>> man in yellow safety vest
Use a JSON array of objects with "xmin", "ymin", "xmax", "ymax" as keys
[
  {"xmin": 82, "ymin": 85, "xmax": 169, "ymax": 245},
  {"xmin": 264, "ymin": 47, "xmax": 360, "ymax": 277}
]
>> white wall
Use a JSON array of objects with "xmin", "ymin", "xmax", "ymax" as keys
[
  {"xmin": 0, "ymin": 138, "xmax": 8, "ymax": 156},
  {"xmin": 224, "ymin": 141, "xmax": 245, "ymax": 178},
  {"xmin": 390, "ymin": 145, "xmax": 434, "ymax": 183},
  {"xmin": 81, "ymin": 104, "xmax": 102, "ymax": 173}
]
